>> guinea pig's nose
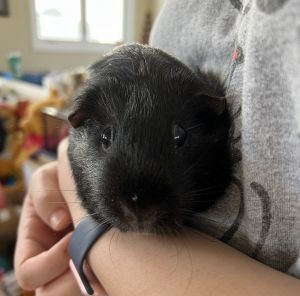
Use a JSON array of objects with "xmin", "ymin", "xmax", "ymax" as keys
[{"xmin": 122, "ymin": 192, "xmax": 157, "ymax": 218}]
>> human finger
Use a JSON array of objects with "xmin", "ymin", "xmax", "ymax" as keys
[
  {"xmin": 29, "ymin": 161, "xmax": 72, "ymax": 231},
  {"xmin": 18, "ymin": 233, "xmax": 72, "ymax": 290},
  {"xmin": 15, "ymin": 195, "xmax": 72, "ymax": 290},
  {"xmin": 16, "ymin": 217, "xmax": 72, "ymax": 291},
  {"xmin": 35, "ymin": 270, "xmax": 82, "ymax": 296}
]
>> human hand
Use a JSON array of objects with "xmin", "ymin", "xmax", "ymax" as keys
[
  {"xmin": 14, "ymin": 163, "xmax": 80, "ymax": 295},
  {"xmin": 14, "ymin": 140, "xmax": 84, "ymax": 295}
]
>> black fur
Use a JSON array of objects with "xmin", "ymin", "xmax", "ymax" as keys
[{"xmin": 68, "ymin": 44, "xmax": 231, "ymax": 234}]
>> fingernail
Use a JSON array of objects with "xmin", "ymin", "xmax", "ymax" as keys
[{"xmin": 50, "ymin": 209, "xmax": 67, "ymax": 229}]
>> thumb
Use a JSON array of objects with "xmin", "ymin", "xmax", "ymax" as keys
[{"xmin": 29, "ymin": 161, "xmax": 72, "ymax": 231}]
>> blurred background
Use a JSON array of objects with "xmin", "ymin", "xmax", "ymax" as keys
[{"xmin": 0, "ymin": 0, "xmax": 165, "ymax": 294}]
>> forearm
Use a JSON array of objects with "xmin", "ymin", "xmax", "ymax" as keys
[
  {"xmin": 87, "ymin": 228, "xmax": 300, "ymax": 296},
  {"xmin": 57, "ymin": 140, "xmax": 300, "ymax": 295}
]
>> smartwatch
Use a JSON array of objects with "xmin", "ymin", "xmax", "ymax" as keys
[{"xmin": 68, "ymin": 216, "xmax": 111, "ymax": 295}]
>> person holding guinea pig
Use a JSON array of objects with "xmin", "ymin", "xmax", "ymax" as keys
[{"xmin": 14, "ymin": 0, "xmax": 300, "ymax": 295}]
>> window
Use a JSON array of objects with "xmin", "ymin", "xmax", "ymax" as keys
[{"xmin": 30, "ymin": 0, "xmax": 134, "ymax": 53}]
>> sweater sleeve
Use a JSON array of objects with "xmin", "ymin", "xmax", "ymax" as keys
[{"xmin": 150, "ymin": 0, "xmax": 300, "ymax": 275}]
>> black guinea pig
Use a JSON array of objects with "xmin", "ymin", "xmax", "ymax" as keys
[{"xmin": 68, "ymin": 44, "xmax": 231, "ymax": 234}]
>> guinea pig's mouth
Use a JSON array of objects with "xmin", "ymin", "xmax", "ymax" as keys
[
  {"xmin": 88, "ymin": 193, "xmax": 185, "ymax": 235},
  {"xmin": 117, "ymin": 203, "xmax": 159, "ymax": 233},
  {"xmin": 117, "ymin": 219, "xmax": 183, "ymax": 235},
  {"xmin": 113, "ymin": 205, "xmax": 184, "ymax": 235},
  {"xmin": 118, "ymin": 221, "xmax": 152, "ymax": 233}
]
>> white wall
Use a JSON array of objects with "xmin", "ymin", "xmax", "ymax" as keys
[
  {"xmin": 0, "ymin": 0, "xmax": 165, "ymax": 72},
  {"xmin": 152, "ymin": 0, "xmax": 166, "ymax": 19}
]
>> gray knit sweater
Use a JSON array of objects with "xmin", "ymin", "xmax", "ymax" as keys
[{"xmin": 150, "ymin": 0, "xmax": 300, "ymax": 275}]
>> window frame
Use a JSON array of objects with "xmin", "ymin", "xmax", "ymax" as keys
[{"xmin": 29, "ymin": 0, "xmax": 135, "ymax": 53}]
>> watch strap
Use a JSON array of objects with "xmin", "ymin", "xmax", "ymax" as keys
[{"xmin": 68, "ymin": 216, "xmax": 111, "ymax": 295}]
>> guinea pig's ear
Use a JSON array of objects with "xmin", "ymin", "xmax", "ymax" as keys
[
  {"xmin": 196, "ymin": 93, "xmax": 226, "ymax": 116},
  {"xmin": 68, "ymin": 109, "xmax": 87, "ymax": 128}
]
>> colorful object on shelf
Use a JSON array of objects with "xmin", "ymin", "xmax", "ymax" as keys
[
  {"xmin": 0, "ymin": 73, "xmax": 84, "ymax": 203},
  {"xmin": 0, "ymin": 101, "xmax": 25, "ymax": 201},
  {"xmin": 7, "ymin": 52, "xmax": 22, "ymax": 79},
  {"xmin": 19, "ymin": 88, "xmax": 67, "ymax": 160},
  {"xmin": 0, "ymin": 175, "xmax": 16, "ymax": 188}
]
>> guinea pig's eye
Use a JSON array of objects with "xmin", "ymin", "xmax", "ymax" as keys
[
  {"xmin": 101, "ymin": 126, "xmax": 114, "ymax": 151},
  {"xmin": 173, "ymin": 124, "xmax": 187, "ymax": 148}
]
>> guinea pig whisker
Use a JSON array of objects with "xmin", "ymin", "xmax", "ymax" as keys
[
  {"xmin": 108, "ymin": 228, "xmax": 119, "ymax": 264},
  {"xmin": 88, "ymin": 212, "xmax": 99, "ymax": 216},
  {"xmin": 180, "ymin": 208, "xmax": 199, "ymax": 214},
  {"xmin": 183, "ymin": 192, "xmax": 221, "ymax": 199},
  {"xmin": 84, "ymin": 224, "xmax": 104, "ymax": 239},
  {"xmin": 72, "ymin": 212, "xmax": 107, "ymax": 225},
  {"xmin": 30, "ymin": 189, "xmax": 77, "ymax": 192},
  {"xmin": 157, "ymin": 219, "xmax": 184, "ymax": 237},
  {"xmin": 183, "ymin": 186, "xmax": 225, "ymax": 196},
  {"xmin": 183, "ymin": 190, "xmax": 224, "ymax": 199},
  {"xmin": 185, "ymin": 123, "xmax": 204, "ymax": 131},
  {"xmin": 73, "ymin": 214, "xmax": 91, "ymax": 225},
  {"xmin": 155, "ymin": 224, "xmax": 168, "ymax": 237},
  {"xmin": 185, "ymin": 184, "xmax": 225, "ymax": 194},
  {"xmin": 183, "ymin": 160, "xmax": 204, "ymax": 175},
  {"xmin": 183, "ymin": 189, "xmax": 224, "ymax": 198},
  {"xmin": 47, "ymin": 201, "xmax": 81, "ymax": 204},
  {"xmin": 184, "ymin": 214, "xmax": 219, "ymax": 224},
  {"xmin": 83, "ymin": 215, "xmax": 113, "ymax": 232},
  {"xmin": 89, "ymin": 215, "xmax": 111, "ymax": 224},
  {"xmin": 180, "ymin": 209, "xmax": 200, "ymax": 215},
  {"xmin": 185, "ymin": 200, "xmax": 214, "ymax": 205}
]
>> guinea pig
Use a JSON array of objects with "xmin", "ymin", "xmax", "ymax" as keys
[{"xmin": 68, "ymin": 43, "xmax": 231, "ymax": 234}]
